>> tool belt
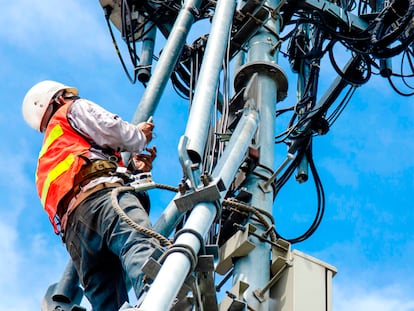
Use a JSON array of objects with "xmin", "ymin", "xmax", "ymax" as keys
[
  {"xmin": 58, "ymin": 160, "xmax": 119, "ymax": 219},
  {"xmin": 58, "ymin": 159, "xmax": 150, "ymax": 223},
  {"xmin": 73, "ymin": 159, "xmax": 118, "ymax": 193}
]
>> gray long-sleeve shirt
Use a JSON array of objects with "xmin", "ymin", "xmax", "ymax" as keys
[{"xmin": 67, "ymin": 98, "xmax": 147, "ymax": 158}]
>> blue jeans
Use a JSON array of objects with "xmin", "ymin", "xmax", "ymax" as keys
[{"xmin": 64, "ymin": 187, "xmax": 159, "ymax": 310}]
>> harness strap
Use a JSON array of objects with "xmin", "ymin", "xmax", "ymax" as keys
[
  {"xmin": 73, "ymin": 159, "xmax": 118, "ymax": 190},
  {"xmin": 58, "ymin": 160, "xmax": 119, "ymax": 219}
]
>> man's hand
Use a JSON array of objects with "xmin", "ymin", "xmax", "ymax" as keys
[
  {"xmin": 137, "ymin": 121, "xmax": 154, "ymax": 143},
  {"xmin": 133, "ymin": 146, "xmax": 157, "ymax": 172}
]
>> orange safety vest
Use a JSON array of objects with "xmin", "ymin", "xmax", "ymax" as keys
[{"xmin": 36, "ymin": 102, "xmax": 90, "ymax": 233}]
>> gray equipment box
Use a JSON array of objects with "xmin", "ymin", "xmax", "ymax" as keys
[{"xmin": 270, "ymin": 250, "xmax": 337, "ymax": 311}]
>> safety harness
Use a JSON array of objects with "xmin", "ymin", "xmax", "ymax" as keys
[{"xmin": 73, "ymin": 158, "xmax": 119, "ymax": 191}]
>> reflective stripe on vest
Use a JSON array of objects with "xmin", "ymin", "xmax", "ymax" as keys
[
  {"xmin": 40, "ymin": 153, "xmax": 75, "ymax": 207},
  {"xmin": 39, "ymin": 124, "xmax": 64, "ymax": 158}
]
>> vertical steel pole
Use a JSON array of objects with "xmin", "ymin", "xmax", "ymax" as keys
[
  {"xmin": 152, "ymin": 0, "xmax": 237, "ymax": 237},
  {"xmin": 184, "ymin": 0, "xmax": 237, "ymax": 163},
  {"xmin": 136, "ymin": 22, "xmax": 156, "ymax": 83},
  {"xmin": 122, "ymin": 0, "xmax": 202, "ymax": 164},
  {"xmin": 131, "ymin": 0, "xmax": 203, "ymax": 124},
  {"xmin": 41, "ymin": 260, "xmax": 84, "ymax": 311},
  {"xmin": 231, "ymin": 1, "xmax": 287, "ymax": 310}
]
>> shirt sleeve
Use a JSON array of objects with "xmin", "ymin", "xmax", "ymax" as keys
[{"xmin": 67, "ymin": 99, "xmax": 147, "ymax": 153}]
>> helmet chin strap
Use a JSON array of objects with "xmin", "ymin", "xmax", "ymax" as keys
[
  {"xmin": 39, "ymin": 104, "xmax": 55, "ymax": 133},
  {"xmin": 39, "ymin": 93, "xmax": 69, "ymax": 133}
]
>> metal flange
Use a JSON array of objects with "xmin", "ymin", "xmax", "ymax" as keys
[{"xmin": 234, "ymin": 61, "xmax": 288, "ymax": 102}]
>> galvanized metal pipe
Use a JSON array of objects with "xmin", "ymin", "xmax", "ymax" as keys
[
  {"xmin": 131, "ymin": 0, "xmax": 203, "ymax": 124},
  {"xmin": 153, "ymin": 0, "xmax": 239, "ymax": 237},
  {"xmin": 184, "ymin": 0, "xmax": 237, "ymax": 163},
  {"xmin": 232, "ymin": 0, "xmax": 284, "ymax": 309},
  {"xmin": 232, "ymin": 77, "xmax": 277, "ymax": 311},
  {"xmin": 140, "ymin": 108, "xmax": 258, "ymax": 310},
  {"xmin": 52, "ymin": 260, "xmax": 80, "ymax": 300},
  {"xmin": 212, "ymin": 108, "xmax": 259, "ymax": 188},
  {"xmin": 139, "ymin": 202, "xmax": 216, "ymax": 311},
  {"xmin": 137, "ymin": 22, "xmax": 156, "ymax": 83},
  {"xmin": 152, "ymin": 194, "xmax": 182, "ymax": 237}
]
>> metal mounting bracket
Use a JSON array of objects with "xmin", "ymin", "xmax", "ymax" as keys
[
  {"xmin": 218, "ymin": 280, "xmax": 249, "ymax": 311},
  {"xmin": 174, "ymin": 178, "xmax": 226, "ymax": 213},
  {"xmin": 216, "ymin": 224, "xmax": 257, "ymax": 275},
  {"xmin": 195, "ymin": 254, "xmax": 219, "ymax": 311},
  {"xmin": 271, "ymin": 239, "xmax": 291, "ymax": 276},
  {"xmin": 253, "ymin": 239, "xmax": 292, "ymax": 302}
]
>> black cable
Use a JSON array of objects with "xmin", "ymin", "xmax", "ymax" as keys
[
  {"xmin": 328, "ymin": 43, "xmax": 371, "ymax": 85},
  {"xmin": 103, "ymin": 5, "xmax": 137, "ymax": 84},
  {"xmin": 371, "ymin": 0, "xmax": 414, "ymax": 58},
  {"xmin": 170, "ymin": 71, "xmax": 191, "ymax": 99},
  {"xmin": 326, "ymin": 85, "xmax": 356, "ymax": 126},
  {"xmin": 400, "ymin": 48, "xmax": 414, "ymax": 90},
  {"xmin": 372, "ymin": 0, "xmax": 414, "ymax": 46},
  {"xmin": 274, "ymin": 141, "xmax": 325, "ymax": 244},
  {"xmin": 386, "ymin": 74, "xmax": 414, "ymax": 96}
]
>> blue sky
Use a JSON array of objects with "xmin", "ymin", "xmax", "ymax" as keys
[{"xmin": 1, "ymin": 1, "xmax": 414, "ymax": 310}]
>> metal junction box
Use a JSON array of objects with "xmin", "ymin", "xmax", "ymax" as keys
[{"xmin": 269, "ymin": 250, "xmax": 337, "ymax": 311}]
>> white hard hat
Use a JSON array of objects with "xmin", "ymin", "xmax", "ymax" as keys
[{"xmin": 22, "ymin": 80, "xmax": 78, "ymax": 132}]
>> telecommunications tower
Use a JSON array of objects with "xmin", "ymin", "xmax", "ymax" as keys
[{"xmin": 42, "ymin": 0, "xmax": 414, "ymax": 310}]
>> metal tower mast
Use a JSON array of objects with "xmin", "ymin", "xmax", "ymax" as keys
[{"xmin": 41, "ymin": 0, "xmax": 414, "ymax": 310}]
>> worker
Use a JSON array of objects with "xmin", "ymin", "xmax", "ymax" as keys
[{"xmin": 22, "ymin": 80, "xmax": 160, "ymax": 310}]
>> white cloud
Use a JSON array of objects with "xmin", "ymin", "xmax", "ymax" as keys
[
  {"xmin": 1, "ymin": 1, "xmax": 113, "ymax": 62},
  {"xmin": 334, "ymin": 282, "xmax": 414, "ymax": 311},
  {"xmin": 320, "ymin": 156, "xmax": 360, "ymax": 187},
  {"xmin": 0, "ymin": 218, "xmax": 69, "ymax": 310},
  {"xmin": 0, "ymin": 222, "xmax": 20, "ymax": 292},
  {"xmin": 0, "ymin": 136, "xmax": 69, "ymax": 309},
  {"xmin": 0, "ymin": 138, "xmax": 37, "ymax": 217},
  {"xmin": 324, "ymin": 84, "xmax": 414, "ymax": 177}
]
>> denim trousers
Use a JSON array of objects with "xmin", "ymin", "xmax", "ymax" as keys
[{"xmin": 64, "ymin": 187, "xmax": 159, "ymax": 310}]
